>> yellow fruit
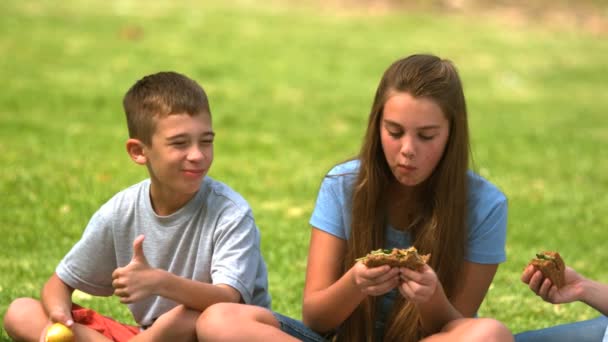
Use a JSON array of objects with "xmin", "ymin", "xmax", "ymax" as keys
[{"xmin": 45, "ymin": 323, "xmax": 74, "ymax": 342}]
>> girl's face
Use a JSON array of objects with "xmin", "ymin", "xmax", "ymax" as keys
[{"xmin": 380, "ymin": 92, "xmax": 449, "ymax": 187}]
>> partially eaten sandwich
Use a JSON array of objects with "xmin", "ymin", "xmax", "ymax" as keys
[
  {"xmin": 357, "ymin": 247, "xmax": 430, "ymax": 270},
  {"xmin": 529, "ymin": 251, "xmax": 566, "ymax": 288}
]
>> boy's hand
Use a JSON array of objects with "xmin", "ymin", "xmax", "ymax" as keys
[
  {"xmin": 112, "ymin": 235, "xmax": 157, "ymax": 303},
  {"xmin": 351, "ymin": 262, "xmax": 400, "ymax": 296},
  {"xmin": 397, "ymin": 264, "xmax": 438, "ymax": 304},
  {"xmin": 47, "ymin": 308, "xmax": 74, "ymax": 327},
  {"xmin": 39, "ymin": 312, "xmax": 74, "ymax": 342}
]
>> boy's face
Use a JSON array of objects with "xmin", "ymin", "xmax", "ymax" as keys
[{"xmin": 143, "ymin": 112, "xmax": 214, "ymax": 200}]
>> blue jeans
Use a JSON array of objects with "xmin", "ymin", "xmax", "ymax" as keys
[
  {"xmin": 272, "ymin": 312, "xmax": 331, "ymax": 342},
  {"xmin": 515, "ymin": 316, "xmax": 608, "ymax": 342}
]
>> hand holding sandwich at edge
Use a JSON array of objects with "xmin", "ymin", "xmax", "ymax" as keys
[
  {"xmin": 522, "ymin": 265, "xmax": 583, "ymax": 304},
  {"xmin": 522, "ymin": 265, "xmax": 608, "ymax": 316}
]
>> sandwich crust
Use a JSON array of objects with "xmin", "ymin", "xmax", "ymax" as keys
[
  {"xmin": 357, "ymin": 247, "xmax": 430, "ymax": 270},
  {"xmin": 529, "ymin": 251, "xmax": 566, "ymax": 288}
]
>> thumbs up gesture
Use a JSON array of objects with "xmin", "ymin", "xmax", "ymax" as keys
[{"xmin": 112, "ymin": 235, "xmax": 156, "ymax": 303}]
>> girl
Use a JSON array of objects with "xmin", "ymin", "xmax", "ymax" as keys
[{"xmin": 196, "ymin": 54, "xmax": 513, "ymax": 341}]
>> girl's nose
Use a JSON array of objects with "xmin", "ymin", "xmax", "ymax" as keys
[{"xmin": 400, "ymin": 136, "xmax": 416, "ymax": 160}]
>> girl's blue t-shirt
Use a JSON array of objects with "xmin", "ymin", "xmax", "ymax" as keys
[
  {"xmin": 309, "ymin": 160, "xmax": 508, "ymax": 335},
  {"xmin": 310, "ymin": 160, "xmax": 507, "ymax": 264}
]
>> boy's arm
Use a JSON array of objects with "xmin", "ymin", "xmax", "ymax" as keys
[
  {"xmin": 41, "ymin": 273, "xmax": 75, "ymax": 326},
  {"xmin": 157, "ymin": 273, "xmax": 242, "ymax": 309},
  {"xmin": 112, "ymin": 235, "xmax": 241, "ymax": 311}
]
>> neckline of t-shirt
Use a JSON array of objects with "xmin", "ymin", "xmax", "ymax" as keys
[{"xmin": 142, "ymin": 179, "xmax": 206, "ymax": 228}]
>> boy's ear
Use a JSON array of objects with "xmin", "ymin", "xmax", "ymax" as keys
[{"xmin": 126, "ymin": 138, "xmax": 147, "ymax": 165}]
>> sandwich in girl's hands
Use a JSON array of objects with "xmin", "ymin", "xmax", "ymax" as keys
[
  {"xmin": 528, "ymin": 251, "xmax": 566, "ymax": 288},
  {"xmin": 357, "ymin": 246, "xmax": 430, "ymax": 270}
]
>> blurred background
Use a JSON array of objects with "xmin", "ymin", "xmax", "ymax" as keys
[{"xmin": 1, "ymin": 0, "xmax": 607, "ymax": 339}]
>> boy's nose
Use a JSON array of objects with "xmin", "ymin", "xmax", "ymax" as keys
[{"xmin": 187, "ymin": 147, "xmax": 204, "ymax": 161}]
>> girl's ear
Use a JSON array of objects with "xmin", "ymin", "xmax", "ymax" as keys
[{"xmin": 126, "ymin": 138, "xmax": 147, "ymax": 165}]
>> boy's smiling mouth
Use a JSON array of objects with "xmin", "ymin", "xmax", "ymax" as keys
[{"xmin": 183, "ymin": 169, "xmax": 205, "ymax": 177}]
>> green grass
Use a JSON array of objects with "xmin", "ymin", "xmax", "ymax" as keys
[{"xmin": 1, "ymin": 1, "xmax": 607, "ymax": 339}]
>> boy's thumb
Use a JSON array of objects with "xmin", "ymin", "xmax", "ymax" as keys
[{"xmin": 131, "ymin": 234, "xmax": 147, "ymax": 263}]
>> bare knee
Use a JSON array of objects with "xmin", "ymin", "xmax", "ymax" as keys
[
  {"xmin": 426, "ymin": 318, "xmax": 513, "ymax": 342},
  {"xmin": 197, "ymin": 303, "xmax": 244, "ymax": 331},
  {"xmin": 197, "ymin": 303, "xmax": 277, "ymax": 340},
  {"xmin": 150, "ymin": 305, "xmax": 200, "ymax": 340},
  {"xmin": 3, "ymin": 298, "xmax": 47, "ymax": 341},
  {"xmin": 469, "ymin": 318, "xmax": 514, "ymax": 342},
  {"xmin": 164, "ymin": 304, "xmax": 199, "ymax": 327}
]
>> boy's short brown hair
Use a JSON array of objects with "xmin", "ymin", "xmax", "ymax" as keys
[{"xmin": 123, "ymin": 71, "xmax": 210, "ymax": 145}]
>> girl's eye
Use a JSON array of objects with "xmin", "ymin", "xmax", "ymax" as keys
[
  {"xmin": 419, "ymin": 134, "xmax": 435, "ymax": 141},
  {"xmin": 388, "ymin": 130, "xmax": 402, "ymax": 138}
]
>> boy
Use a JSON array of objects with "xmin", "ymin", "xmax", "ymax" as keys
[{"xmin": 3, "ymin": 71, "xmax": 271, "ymax": 341}]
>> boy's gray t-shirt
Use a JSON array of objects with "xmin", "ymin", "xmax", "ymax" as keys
[{"xmin": 56, "ymin": 177, "xmax": 271, "ymax": 326}]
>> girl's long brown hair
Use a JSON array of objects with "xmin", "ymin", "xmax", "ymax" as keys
[{"xmin": 337, "ymin": 54, "xmax": 470, "ymax": 342}]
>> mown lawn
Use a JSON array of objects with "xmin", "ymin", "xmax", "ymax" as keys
[{"xmin": 1, "ymin": 1, "xmax": 607, "ymax": 339}]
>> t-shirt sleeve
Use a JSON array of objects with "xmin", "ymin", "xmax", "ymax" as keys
[
  {"xmin": 55, "ymin": 206, "xmax": 117, "ymax": 296},
  {"xmin": 466, "ymin": 196, "xmax": 508, "ymax": 264},
  {"xmin": 210, "ymin": 209, "xmax": 265, "ymax": 305},
  {"xmin": 309, "ymin": 175, "xmax": 348, "ymax": 240}
]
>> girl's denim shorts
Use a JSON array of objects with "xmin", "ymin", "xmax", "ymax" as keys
[{"xmin": 272, "ymin": 312, "xmax": 333, "ymax": 342}]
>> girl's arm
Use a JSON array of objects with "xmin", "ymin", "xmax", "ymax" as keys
[
  {"xmin": 398, "ymin": 261, "xmax": 497, "ymax": 334},
  {"xmin": 449, "ymin": 261, "xmax": 499, "ymax": 316},
  {"xmin": 399, "ymin": 265, "xmax": 461, "ymax": 334},
  {"xmin": 301, "ymin": 228, "xmax": 399, "ymax": 333}
]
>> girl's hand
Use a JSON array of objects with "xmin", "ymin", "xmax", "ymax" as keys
[
  {"xmin": 351, "ymin": 262, "xmax": 400, "ymax": 296},
  {"xmin": 397, "ymin": 264, "xmax": 438, "ymax": 304},
  {"xmin": 521, "ymin": 265, "xmax": 584, "ymax": 304}
]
